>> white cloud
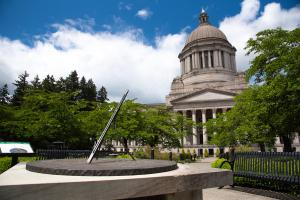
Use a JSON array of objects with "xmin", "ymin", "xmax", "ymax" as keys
[
  {"xmin": 118, "ymin": 2, "xmax": 132, "ymax": 11},
  {"xmin": 136, "ymin": 9, "xmax": 152, "ymax": 20},
  {"xmin": 0, "ymin": 20, "xmax": 186, "ymax": 103},
  {"xmin": 219, "ymin": 0, "xmax": 300, "ymax": 71}
]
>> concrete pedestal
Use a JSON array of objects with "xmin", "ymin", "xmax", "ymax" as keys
[{"xmin": 0, "ymin": 162, "xmax": 232, "ymax": 200}]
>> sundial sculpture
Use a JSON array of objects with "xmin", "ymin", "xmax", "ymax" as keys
[
  {"xmin": 87, "ymin": 89, "xmax": 129, "ymax": 164},
  {"xmin": 26, "ymin": 90, "xmax": 177, "ymax": 176}
]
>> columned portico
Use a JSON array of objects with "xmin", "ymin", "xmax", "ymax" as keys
[
  {"xmin": 192, "ymin": 110, "xmax": 197, "ymax": 145},
  {"xmin": 177, "ymin": 106, "xmax": 231, "ymax": 147}
]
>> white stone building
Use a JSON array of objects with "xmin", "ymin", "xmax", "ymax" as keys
[
  {"xmin": 166, "ymin": 10, "xmax": 300, "ymax": 155},
  {"xmin": 165, "ymin": 11, "xmax": 247, "ymax": 156}
]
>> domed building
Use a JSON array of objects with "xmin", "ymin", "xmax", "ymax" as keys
[{"xmin": 166, "ymin": 11, "xmax": 247, "ymax": 156}]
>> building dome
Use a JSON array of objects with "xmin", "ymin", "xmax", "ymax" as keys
[
  {"xmin": 185, "ymin": 24, "xmax": 227, "ymax": 46},
  {"xmin": 169, "ymin": 9, "xmax": 242, "ymax": 100}
]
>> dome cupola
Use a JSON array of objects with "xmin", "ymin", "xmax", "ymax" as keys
[{"xmin": 178, "ymin": 10, "xmax": 237, "ymax": 81}]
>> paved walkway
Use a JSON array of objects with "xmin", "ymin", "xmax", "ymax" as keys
[
  {"xmin": 203, "ymin": 187, "xmax": 277, "ymax": 200},
  {"xmin": 200, "ymin": 157, "xmax": 278, "ymax": 200}
]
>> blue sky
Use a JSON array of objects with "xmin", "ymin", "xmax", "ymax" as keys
[
  {"xmin": 0, "ymin": 0, "xmax": 299, "ymax": 102},
  {"xmin": 0, "ymin": 0, "xmax": 298, "ymax": 44}
]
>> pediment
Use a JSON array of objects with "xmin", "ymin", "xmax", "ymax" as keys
[{"xmin": 171, "ymin": 89, "xmax": 236, "ymax": 104}]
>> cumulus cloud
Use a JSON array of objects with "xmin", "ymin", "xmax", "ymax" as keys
[
  {"xmin": 0, "ymin": 20, "xmax": 186, "ymax": 103},
  {"xmin": 136, "ymin": 9, "xmax": 152, "ymax": 20},
  {"xmin": 219, "ymin": 0, "xmax": 300, "ymax": 71}
]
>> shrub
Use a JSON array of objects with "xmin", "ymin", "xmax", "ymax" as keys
[
  {"xmin": 186, "ymin": 149, "xmax": 192, "ymax": 161},
  {"xmin": 179, "ymin": 149, "xmax": 186, "ymax": 160},
  {"xmin": 192, "ymin": 149, "xmax": 197, "ymax": 161},
  {"xmin": 0, "ymin": 157, "xmax": 11, "ymax": 174},
  {"xmin": 0, "ymin": 156, "xmax": 37, "ymax": 174},
  {"xmin": 235, "ymin": 145, "xmax": 255, "ymax": 152},
  {"xmin": 116, "ymin": 154, "xmax": 132, "ymax": 159},
  {"xmin": 134, "ymin": 149, "xmax": 148, "ymax": 159},
  {"xmin": 215, "ymin": 148, "xmax": 220, "ymax": 157},
  {"xmin": 211, "ymin": 158, "xmax": 231, "ymax": 170},
  {"xmin": 204, "ymin": 149, "xmax": 209, "ymax": 158}
]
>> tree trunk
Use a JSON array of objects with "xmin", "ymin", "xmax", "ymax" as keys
[
  {"xmin": 282, "ymin": 135, "xmax": 293, "ymax": 152},
  {"xmin": 150, "ymin": 146, "xmax": 155, "ymax": 159},
  {"xmin": 123, "ymin": 137, "xmax": 129, "ymax": 154},
  {"xmin": 258, "ymin": 143, "xmax": 266, "ymax": 152}
]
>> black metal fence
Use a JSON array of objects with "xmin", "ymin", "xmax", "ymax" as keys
[
  {"xmin": 36, "ymin": 149, "xmax": 122, "ymax": 160},
  {"xmin": 232, "ymin": 152, "xmax": 300, "ymax": 195}
]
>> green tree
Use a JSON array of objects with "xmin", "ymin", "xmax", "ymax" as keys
[
  {"xmin": 31, "ymin": 75, "xmax": 42, "ymax": 90},
  {"xmin": 140, "ymin": 106, "xmax": 193, "ymax": 150},
  {"xmin": 107, "ymin": 100, "xmax": 144, "ymax": 154},
  {"xmin": 206, "ymin": 28, "xmax": 300, "ymax": 152},
  {"xmin": 97, "ymin": 86, "xmax": 109, "ymax": 103},
  {"xmin": 17, "ymin": 91, "xmax": 87, "ymax": 149},
  {"xmin": 245, "ymin": 28, "xmax": 300, "ymax": 152},
  {"xmin": 42, "ymin": 75, "xmax": 56, "ymax": 92},
  {"xmin": 12, "ymin": 71, "xmax": 29, "ymax": 105},
  {"xmin": 79, "ymin": 76, "xmax": 87, "ymax": 99},
  {"xmin": 65, "ymin": 70, "xmax": 80, "ymax": 92},
  {"xmin": 85, "ymin": 79, "xmax": 96, "ymax": 101},
  {"xmin": 0, "ymin": 84, "xmax": 10, "ymax": 104},
  {"xmin": 206, "ymin": 87, "xmax": 274, "ymax": 151},
  {"xmin": 56, "ymin": 77, "xmax": 66, "ymax": 92}
]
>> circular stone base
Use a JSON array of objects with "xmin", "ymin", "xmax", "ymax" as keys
[{"xmin": 26, "ymin": 158, "xmax": 178, "ymax": 176}]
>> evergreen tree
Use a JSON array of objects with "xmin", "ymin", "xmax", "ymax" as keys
[
  {"xmin": 42, "ymin": 75, "xmax": 56, "ymax": 92},
  {"xmin": 12, "ymin": 71, "xmax": 29, "ymax": 105},
  {"xmin": 0, "ymin": 84, "xmax": 10, "ymax": 104},
  {"xmin": 56, "ymin": 77, "xmax": 66, "ymax": 92},
  {"xmin": 65, "ymin": 70, "xmax": 79, "ymax": 92},
  {"xmin": 79, "ymin": 76, "xmax": 87, "ymax": 99},
  {"xmin": 97, "ymin": 86, "xmax": 109, "ymax": 103},
  {"xmin": 31, "ymin": 75, "xmax": 42, "ymax": 89},
  {"xmin": 85, "ymin": 79, "xmax": 96, "ymax": 101}
]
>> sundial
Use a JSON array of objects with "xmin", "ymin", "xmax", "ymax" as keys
[{"xmin": 26, "ymin": 90, "xmax": 177, "ymax": 176}]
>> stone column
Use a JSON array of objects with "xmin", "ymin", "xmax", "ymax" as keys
[
  {"xmin": 180, "ymin": 60, "xmax": 184, "ymax": 74},
  {"xmin": 192, "ymin": 110, "xmax": 197, "ymax": 145},
  {"xmin": 186, "ymin": 57, "xmax": 189, "ymax": 72},
  {"xmin": 212, "ymin": 108, "xmax": 217, "ymax": 119},
  {"xmin": 201, "ymin": 109, "xmax": 207, "ymax": 145},
  {"xmin": 208, "ymin": 51, "xmax": 212, "ymax": 68},
  {"xmin": 184, "ymin": 58, "xmax": 188, "ymax": 73},
  {"xmin": 202, "ymin": 51, "xmax": 205, "ymax": 69},
  {"xmin": 192, "ymin": 53, "xmax": 195, "ymax": 70},
  {"xmin": 195, "ymin": 52, "xmax": 200, "ymax": 69},
  {"xmin": 182, "ymin": 110, "xmax": 187, "ymax": 146},
  {"xmin": 213, "ymin": 50, "xmax": 219, "ymax": 67},
  {"xmin": 218, "ymin": 50, "xmax": 222, "ymax": 68}
]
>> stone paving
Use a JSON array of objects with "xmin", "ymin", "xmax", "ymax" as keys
[
  {"xmin": 203, "ymin": 187, "xmax": 277, "ymax": 200},
  {"xmin": 200, "ymin": 157, "xmax": 278, "ymax": 200}
]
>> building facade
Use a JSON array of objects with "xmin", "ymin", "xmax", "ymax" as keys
[
  {"xmin": 166, "ymin": 10, "xmax": 300, "ymax": 154},
  {"xmin": 166, "ymin": 11, "xmax": 247, "ymax": 155}
]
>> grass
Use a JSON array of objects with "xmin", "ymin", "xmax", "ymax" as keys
[{"xmin": 0, "ymin": 156, "xmax": 37, "ymax": 174}]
